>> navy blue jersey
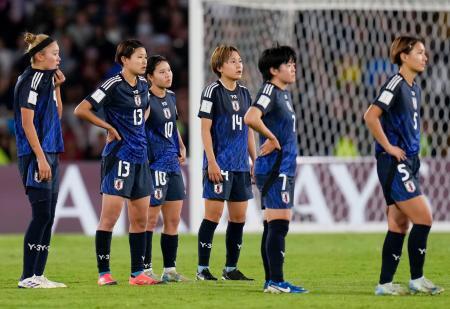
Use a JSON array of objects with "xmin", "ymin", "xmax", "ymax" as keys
[
  {"xmin": 253, "ymin": 82, "xmax": 298, "ymax": 177},
  {"xmin": 85, "ymin": 74, "xmax": 149, "ymax": 164},
  {"xmin": 373, "ymin": 74, "xmax": 421, "ymax": 156},
  {"xmin": 14, "ymin": 67, "xmax": 64, "ymax": 156},
  {"xmin": 197, "ymin": 80, "xmax": 252, "ymax": 172},
  {"xmin": 145, "ymin": 89, "xmax": 180, "ymax": 172}
]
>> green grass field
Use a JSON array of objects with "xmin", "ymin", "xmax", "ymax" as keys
[{"xmin": 0, "ymin": 233, "xmax": 448, "ymax": 308}]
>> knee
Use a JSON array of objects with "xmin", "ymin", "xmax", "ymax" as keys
[
  {"xmin": 130, "ymin": 216, "xmax": 147, "ymax": 231},
  {"xmin": 98, "ymin": 218, "xmax": 117, "ymax": 231},
  {"xmin": 205, "ymin": 210, "xmax": 223, "ymax": 223},
  {"xmin": 388, "ymin": 220, "xmax": 410, "ymax": 234},
  {"xmin": 147, "ymin": 216, "xmax": 158, "ymax": 231},
  {"xmin": 164, "ymin": 217, "xmax": 180, "ymax": 232},
  {"xmin": 228, "ymin": 214, "xmax": 246, "ymax": 223},
  {"xmin": 418, "ymin": 217, "xmax": 433, "ymax": 227}
]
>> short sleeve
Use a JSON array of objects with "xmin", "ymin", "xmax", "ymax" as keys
[
  {"xmin": 198, "ymin": 83, "xmax": 219, "ymax": 119},
  {"xmin": 373, "ymin": 75, "xmax": 403, "ymax": 112},
  {"xmin": 252, "ymin": 83, "xmax": 276, "ymax": 116},
  {"xmin": 252, "ymin": 92, "xmax": 274, "ymax": 116},
  {"xmin": 85, "ymin": 76, "xmax": 121, "ymax": 111},
  {"xmin": 18, "ymin": 71, "xmax": 48, "ymax": 110}
]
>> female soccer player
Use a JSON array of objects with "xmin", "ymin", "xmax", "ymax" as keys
[
  {"xmin": 364, "ymin": 36, "xmax": 443, "ymax": 295},
  {"xmin": 143, "ymin": 55, "xmax": 188, "ymax": 282},
  {"xmin": 14, "ymin": 32, "xmax": 66, "ymax": 289},
  {"xmin": 244, "ymin": 45, "xmax": 308, "ymax": 294},
  {"xmin": 196, "ymin": 45, "xmax": 256, "ymax": 280},
  {"xmin": 74, "ymin": 39, "xmax": 159, "ymax": 286}
]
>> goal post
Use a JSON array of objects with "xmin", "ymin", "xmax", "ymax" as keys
[{"xmin": 189, "ymin": 0, "xmax": 450, "ymax": 232}]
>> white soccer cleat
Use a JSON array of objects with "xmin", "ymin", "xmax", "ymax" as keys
[
  {"xmin": 161, "ymin": 270, "xmax": 189, "ymax": 282},
  {"xmin": 143, "ymin": 268, "xmax": 160, "ymax": 281},
  {"xmin": 375, "ymin": 282, "xmax": 408, "ymax": 295},
  {"xmin": 34, "ymin": 275, "xmax": 67, "ymax": 288},
  {"xmin": 409, "ymin": 277, "xmax": 444, "ymax": 295},
  {"xmin": 18, "ymin": 276, "xmax": 41, "ymax": 289}
]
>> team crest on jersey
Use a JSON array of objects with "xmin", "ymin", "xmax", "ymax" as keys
[
  {"xmin": 231, "ymin": 100, "xmax": 240, "ymax": 111},
  {"xmin": 114, "ymin": 178, "xmax": 124, "ymax": 191},
  {"xmin": 163, "ymin": 108, "xmax": 171, "ymax": 119},
  {"xmin": 154, "ymin": 188, "xmax": 163, "ymax": 200},
  {"xmin": 404, "ymin": 180, "xmax": 416, "ymax": 193},
  {"xmin": 134, "ymin": 95, "xmax": 142, "ymax": 106},
  {"xmin": 412, "ymin": 97, "xmax": 417, "ymax": 110},
  {"xmin": 214, "ymin": 183, "xmax": 223, "ymax": 194},
  {"xmin": 281, "ymin": 191, "xmax": 290, "ymax": 204}
]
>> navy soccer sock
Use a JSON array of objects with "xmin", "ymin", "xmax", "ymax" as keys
[
  {"xmin": 21, "ymin": 189, "xmax": 52, "ymax": 280},
  {"xmin": 129, "ymin": 232, "xmax": 146, "ymax": 275},
  {"xmin": 225, "ymin": 221, "xmax": 245, "ymax": 269},
  {"xmin": 261, "ymin": 220, "xmax": 270, "ymax": 281},
  {"xmin": 379, "ymin": 231, "xmax": 405, "ymax": 284},
  {"xmin": 34, "ymin": 192, "xmax": 58, "ymax": 276},
  {"xmin": 144, "ymin": 231, "xmax": 153, "ymax": 270},
  {"xmin": 408, "ymin": 224, "xmax": 431, "ymax": 280},
  {"xmin": 161, "ymin": 233, "xmax": 178, "ymax": 268},
  {"xmin": 198, "ymin": 219, "xmax": 218, "ymax": 267},
  {"xmin": 95, "ymin": 230, "xmax": 112, "ymax": 274},
  {"xmin": 266, "ymin": 220, "xmax": 289, "ymax": 283}
]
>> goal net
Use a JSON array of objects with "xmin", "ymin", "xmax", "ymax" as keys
[{"xmin": 189, "ymin": 0, "xmax": 450, "ymax": 232}]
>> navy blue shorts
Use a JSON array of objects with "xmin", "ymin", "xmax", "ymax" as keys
[
  {"xmin": 150, "ymin": 169, "xmax": 186, "ymax": 206},
  {"xmin": 256, "ymin": 173, "xmax": 295, "ymax": 209},
  {"xmin": 376, "ymin": 152, "xmax": 422, "ymax": 205},
  {"xmin": 101, "ymin": 155, "xmax": 152, "ymax": 200},
  {"xmin": 202, "ymin": 170, "xmax": 253, "ymax": 202},
  {"xmin": 18, "ymin": 153, "xmax": 59, "ymax": 194}
]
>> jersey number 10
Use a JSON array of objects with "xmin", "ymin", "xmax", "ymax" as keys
[{"xmin": 165, "ymin": 122, "xmax": 173, "ymax": 138}]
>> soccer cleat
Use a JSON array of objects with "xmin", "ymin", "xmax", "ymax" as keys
[
  {"xmin": 143, "ymin": 268, "xmax": 160, "ymax": 281},
  {"xmin": 375, "ymin": 282, "xmax": 408, "ymax": 295},
  {"xmin": 98, "ymin": 273, "xmax": 118, "ymax": 286},
  {"xmin": 34, "ymin": 275, "xmax": 67, "ymax": 288},
  {"xmin": 263, "ymin": 280, "xmax": 269, "ymax": 292},
  {"xmin": 129, "ymin": 272, "xmax": 161, "ymax": 285},
  {"xmin": 196, "ymin": 268, "xmax": 217, "ymax": 281},
  {"xmin": 18, "ymin": 276, "xmax": 41, "ymax": 289},
  {"xmin": 221, "ymin": 269, "xmax": 254, "ymax": 281},
  {"xmin": 267, "ymin": 280, "xmax": 309, "ymax": 294},
  {"xmin": 409, "ymin": 277, "xmax": 444, "ymax": 295},
  {"xmin": 161, "ymin": 270, "xmax": 189, "ymax": 283}
]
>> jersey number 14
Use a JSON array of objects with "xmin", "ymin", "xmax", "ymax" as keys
[{"xmin": 232, "ymin": 114, "xmax": 243, "ymax": 131}]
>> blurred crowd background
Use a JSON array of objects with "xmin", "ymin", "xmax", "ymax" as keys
[{"xmin": 0, "ymin": 0, "xmax": 189, "ymax": 164}]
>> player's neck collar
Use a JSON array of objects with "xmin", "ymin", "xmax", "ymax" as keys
[
  {"xmin": 149, "ymin": 87, "xmax": 166, "ymax": 99},
  {"xmin": 398, "ymin": 71, "xmax": 416, "ymax": 88},
  {"xmin": 120, "ymin": 71, "xmax": 137, "ymax": 88},
  {"xmin": 218, "ymin": 78, "xmax": 238, "ymax": 92},
  {"xmin": 267, "ymin": 80, "xmax": 287, "ymax": 91}
]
